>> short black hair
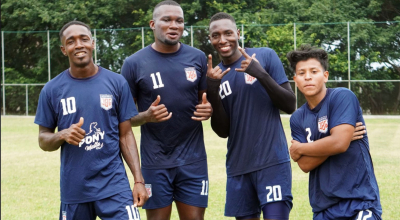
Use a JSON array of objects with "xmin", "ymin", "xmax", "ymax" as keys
[
  {"xmin": 286, "ymin": 44, "xmax": 329, "ymax": 72},
  {"xmin": 209, "ymin": 12, "xmax": 236, "ymax": 27},
  {"xmin": 59, "ymin": 21, "xmax": 91, "ymax": 40},
  {"xmin": 153, "ymin": 0, "xmax": 181, "ymax": 19}
]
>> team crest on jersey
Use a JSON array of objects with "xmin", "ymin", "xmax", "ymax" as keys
[
  {"xmin": 100, "ymin": 94, "xmax": 113, "ymax": 110},
  {"xmin": 145, "ymin": 184, "xmax": 152, "ymax": 197},
  {"xmin": 79, "ymin": 122, "xmax": 105, "ymax": 151},
  {"xmin": 62, "ymin": 211, "xmax": 67, "ymax": 220},
  {"xmin": 184, "ymin": 67, "xmax": 197, "ymax": 82},
  {"xmin": 318, "ymin": 116, "xmax": 328, "ymax": 133},
  {"xmin": 244, "ymin": 73, "xmax": 257, "ymax": 84}
]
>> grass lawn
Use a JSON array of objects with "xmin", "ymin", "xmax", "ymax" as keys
[{"xmin": 1, "ymin": 116, "xmax": 399, "ymax": 219}]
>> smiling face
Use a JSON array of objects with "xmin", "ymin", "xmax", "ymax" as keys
[
  {"xmin": 209, "ymin": 19, "xmax": 242, "ymax": 65},
  {"xmin": 293, "ymin": 58, "xmax": 329, "ymax": 103},
  {"xmin": 150, "ymin": 5, "xmax": 184, "ymax": 47},
  {"xmin": 60, "ymin": 24, "xmax": 94, "ymax": 68}
]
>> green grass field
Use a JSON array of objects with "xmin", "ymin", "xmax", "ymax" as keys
[{"xmin": 1, "ymin": 116, "xmax": 399, "ymax": 219}]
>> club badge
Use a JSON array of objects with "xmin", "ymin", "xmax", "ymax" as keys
[
  {"xmin": 244, "ymin": 73, "xmax": 257, "ymax": 85},
  {"xmin": 145, "ymin": 184, "xmax": 152, "ymax": 198},
  {"xmin": 185, "ymin": 67, "xmax": 197, "ymax": 82},
  {"xmin": 100, "ymin": 94, "xmax": 113, "ymax": 110},
  {"xmin": 318, "ymin": 116, "xmax": 328, "ymax": 133}
]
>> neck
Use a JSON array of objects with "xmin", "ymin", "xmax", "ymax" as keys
[
  {"xmin": 222, "ymin": 49, "xmax": 243, "ymax": 65},
  {"xmin": 306, "ymin": 87, "xmax": 328, "ymax": 109},
  {"xmin": 152, "ymin": 41, "xmax": 180, "ymax": 53},
  {"xmin": 69, "ymin": 61, "xmax": 98, "ymax": 79}
]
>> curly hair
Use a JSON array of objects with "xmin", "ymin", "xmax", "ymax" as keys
[{"xmin": 286, "ymin": 44, "xmax": 329, "ymax": 72}]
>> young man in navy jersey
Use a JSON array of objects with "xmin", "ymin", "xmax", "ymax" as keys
[
  {"xmin": 35, "ymin": 21, "xmax": 148, "ymax": 220},
  {"xmin": 287, "ymin": 45, "xmax": 382, "ymax": 220},
  {"xmin": 206, "ymin": 12, "xmax": 296, "ymax": 220},
  {"xmin": 121, "ymin": 1, "xmax": 212, "ymax": 220}
]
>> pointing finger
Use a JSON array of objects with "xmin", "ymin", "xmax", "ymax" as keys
[
  {"xmin": 238, "ymin": 46, "xmax": 251, "ymax": 59},
  {"xmin": 207, "ymin": 54, "xmax": 213, "ymax": 72},
  {"xmin": 221, "ymin": 67, "xmax": 231, "ymax": 77}
]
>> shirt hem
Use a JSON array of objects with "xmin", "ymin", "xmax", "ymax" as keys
[
  {"xmin": 141, "ymin": 157, "xmax": 207, "ymax": 170},
  {"xmin": 227, "ymin": 159, "xmax": 290, "ymax": 177}
]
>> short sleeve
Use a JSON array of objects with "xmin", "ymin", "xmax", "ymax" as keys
[
  {"xmin": 329, "ymin": 89, "xmax": 359, "ymax": 129},
  {"xmin": 121, "ymin": 58, "xmax": 137, "ymax": 99},
  {"xmin": 198, "ymin": 53, "xmax": 207, "ymax": 91},
  {"xmin": 290, "ymin": 112, "xmax": 307, "ymax": 143},
  {"xmin": 34, "ymin": 87, "xmax": 57, "ymax": 129},
  {"xmin": 264, "ymin": 49, "xmax": 288, "ymax": 85},
  {"xmin": 117, "ymin": 80, "xmax": 138, "ymax": 123}
]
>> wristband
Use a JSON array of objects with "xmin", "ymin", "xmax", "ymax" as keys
[{"xmin": 134, "ymin": 181, "xmax": 145, "ymax": 185}]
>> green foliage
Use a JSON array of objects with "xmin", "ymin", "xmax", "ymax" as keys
[{"xmin": 1, "ymin": 0, "xmax": 399, "ymax": 114}]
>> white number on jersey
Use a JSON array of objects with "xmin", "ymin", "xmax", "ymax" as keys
[
  {"xmin": 356, "ymin": 210, "xmax": 373, "ymax": 220},
  {"xmin": 305, "ymin": 127, "xmax": 314, "ymax": 143},
  {"xmin": 60, "ymin": 97, "xmax": 76, "ymax": 115},
  {"xmin": 125, "ymin": 205, "xmax": 140, "ymax": 220},
  {"xmin": 266, "ymin": 185, "xmax": 282, "ymax": 202},
  {"xmin": 219, "ymin": 81, "xmax": 232, "ymax": 99},
  {"xmin": 150, "ymin": 72, "xmax": 164, "ymax": 89},
  {"xmin": 200, "ymin": 180, "xmax": 209, "ymax": 196}
]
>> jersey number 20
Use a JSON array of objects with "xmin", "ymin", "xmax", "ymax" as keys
[{"xmin": 266, "ymin": 185, "xmax": 282, "ymax": 202}]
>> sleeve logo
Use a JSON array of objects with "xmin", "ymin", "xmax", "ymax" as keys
[
  {"xmin": 100, "ymin": 94, "xmax": 113, "ymax": 110},
  {"xmin": 318, "ymin": 116, "xmax": 328, "ymax": 133},
  {"xmin": 184, "ymin": 67, "xmax": 197, "ymax": 82}
]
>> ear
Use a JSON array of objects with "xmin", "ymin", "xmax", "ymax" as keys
[
  {"xmin": 60, "ymin": 45, "xmax": 67, "ymax": 56},
  {"xmin": 237, "ymin": 29, "xmax": 240, "ymax": 38},
  {"xmin": 91, "ymin": 38, "xmax": 95, "ymax": 49},
  {"xmin": 323, "ymin": 71, "xmax": 329, "ymax": 83},
  {"xmin": 149, "ymin": 20, "xmax": 155, "ymax": 30},
  {"xmin": 293, "ymin": 75, "xmax": 298, "ymax": 86}
]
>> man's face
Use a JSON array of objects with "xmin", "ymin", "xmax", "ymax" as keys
[
  {"xmin": 293, "ymin": 58, "xmax": 329, "ymax": 98},
  {"xmin": 209, "ymin": 19, "xmax": 240, "ymax": 60},
  {"xmin": 60, "ymin": 25, "xmax": 94, "ymax": 68},
  {"xmin": 150, "ymin": 5, "xmax": 184, "ymax": 46}
]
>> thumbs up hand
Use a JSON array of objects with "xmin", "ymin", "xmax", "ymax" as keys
[
  {"xmin": 63, "ymin": 117, "xmax": 86, "ymax": 146},
  {"xmin": 192, "ymin": 92, "xmax": 213, "ymax": 121},
  {"xmin": 144, "ymin": 95, "xmax": 172, "ymax": 123}
]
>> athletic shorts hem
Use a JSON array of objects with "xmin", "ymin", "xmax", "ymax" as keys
[
  {"xmin": 142, "ymin": 199, "xmax": 174, "ymax": 210},
  {"xmin": 225, "ymin": 211, "xmax": 259, "ymax": 217},
  {"xmin": 174, "ymin": 197, "xmax": 208, "ymax": 208}
]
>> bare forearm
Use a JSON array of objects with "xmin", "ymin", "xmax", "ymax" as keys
[
  {"xmin": 130, "ymin": 112, "xmax": 148, "ymax": 127},
  {"xmin": 296, "ymin": 155, "xmax": 329, "ymax": 173},
  {"xmin": 120, "ymin": 133, "xmax": 144, "ymax": 182},
  {"xmin": 38, "ymin": 130, "xmax": 65, "ymax": 151},
  {"xmin": 298, "ymin": 135, "xmax": 351, "ymax": 157}
]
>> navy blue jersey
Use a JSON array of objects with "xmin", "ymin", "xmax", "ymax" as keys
[
  {"xmin": 217, "ymin": 47, "xmax": 290, "ymax": 177},
  {"xmin": 290, "ymin": 88, "xmax": 381, "ymax": 215},
  {"xmin": 121, "ymin": 43, "xmax": 207, "ymax": 169},
  {"xmin": 35, "ymin": 67, "xmax": 137, "ymax": 204}
]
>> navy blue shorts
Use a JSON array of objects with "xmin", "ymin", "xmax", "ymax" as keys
[
  {"xmin": 225, "ymin": 162, "xmax": 293, "ymax": 217},
  {"xmin": 142, "ymin": 159, "xmax": 209, "ymax": 209},
  {"xmin": 60, "ymin": 190, "xmax": 140, "ymax": 220},
  {"xmin": 314, "ymin": 200, "xmax": 382, "ymax": 220}
]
